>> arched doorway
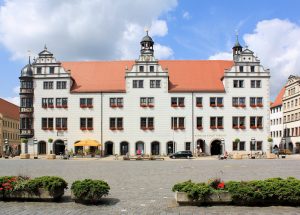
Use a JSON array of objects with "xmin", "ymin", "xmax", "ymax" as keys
[
  {"xmin": 166, "ymin": 141, "xmax": 176, "ymax": 155},
  {"xmin": 53, "ymin": 139, "xmax": 65, "ymax": 155},
  {"xmin": 151, "ymin": 141, "xmax": 160, "ymax": 155},
  {"xmin": 136, "ymin": 141, "xmax": 145, "ymax": 155},
  {"xmin": 295, "ymin": 143, "xmax": 300, "ymax": 154},
  {"xmin": 196, "ymin": 139, "xmax": 205, "ymax": 154},
  {"xmin": 105, "ymin": 141, "xmax": 114, "ymax": 155},
  {"xmin": 120, "ymin": 141, "xmax": 129, "ymax": 155},
  {"xmin": 210, "ymin": 140, "xmax": 221, "ymax": 155},
  {"xmin": 288, "ymin": 142, "xmax": 293, "ymax": 153},
  {"xmin": 38, "ymin": 141, "xmax": 47, "ymax": 155}
]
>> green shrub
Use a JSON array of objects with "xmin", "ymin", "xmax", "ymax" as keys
[
  {"xmin": 71, "ymin": 179, "xmax": 110, "ymax": 202},
  {"xmin": 225, "ymin": 177, "xmax": 300, "ymax": 205},
  {"xmin": 0, "ymin": 176, "xmax": 67, "ymax": 197},
  {"xmin": 172, "ymin": 180, "xmax": 212, "ymax": 200},
  {"xmin": 173, "ymin": 177, "xmax": 300, "ymax": 205}
]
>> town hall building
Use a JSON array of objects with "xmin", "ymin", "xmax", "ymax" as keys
[{"xmin": 19, "ymin": 32, "xmax": 270, "ymax": 156}]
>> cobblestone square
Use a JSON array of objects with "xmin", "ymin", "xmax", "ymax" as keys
[{"xmin": 1, "ymin": 158, "xmax": 300, "ymax": 214}]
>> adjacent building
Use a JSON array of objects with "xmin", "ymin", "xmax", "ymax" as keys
[
  {"xmin": 282, "ymin": 75, "xmax": 300, "ymax": 153},
  {"xmin": 0, "ymin": 98, "xmax": 20, "ymax": 156},
  {"xmin": 19, "ymin": 33, "xmax": 271, "ymax": 156}
]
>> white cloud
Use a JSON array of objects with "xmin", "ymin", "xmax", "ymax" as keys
[
  {"xmin": 154, "ymin": 44, "xmax": 174, "ymax": 59},
  {"xmin": 208, "ymin": 52, "xmax": 232, "ymax": 60},
  {"xmin": 244, "ymin": 19, "xmax": 300, "ymax": 99},
  {"xmin": 4, "ymin": 96, "xmax": 19, "ymax": 106},
  {"xmin": 182, "ymin": 11, "xmax": 190, "ymax": 20},
  {"xmin": 0, "ymin": 0, "xmax": 177, "ymax": 61},
  {"xmin": 208, "ymin": 19, "xmax": 300, "ymax": 99}
]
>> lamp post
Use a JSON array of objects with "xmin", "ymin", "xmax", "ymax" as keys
[
  {"xmin": 282, "ymin": 137, "xmax": 286, "ymax": 158},
  {"xmin": 33, "ymin": 138, "xmax": 38, "ymax": 159},
  {"xmin": 4, "ymin": 138, "xmax": 8, "ymax": 158},
  {"xmin": 251, "ymin": 137, "xmax": 255, "ymax": 159}
]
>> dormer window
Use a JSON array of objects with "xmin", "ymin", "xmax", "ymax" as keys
[
  {"xmin": 49, "ymin": 67, "xmax": 55, "ymax": 74},
  {"xmin": 37, "ymin": 67, "xmax": 42, "ymax": 74},
  {"xmin": 139, "ymin": 66, "xmax": 144, "ymax": 72},
  {"xmin": 150, "ymin": 66, "xmax": 154, "ymax": 72},
  {"xmin": 239, "ymin": 66, "xmax": 244, "ymax": 72}
]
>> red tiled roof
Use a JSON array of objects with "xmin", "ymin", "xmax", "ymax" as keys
[
  {"xmin": 0, "ymin": 98, "xmax": 19, "ymax": 120},
  {"xmin": 62, "ymin": 60, "xmax": 233, "ymax": 93},
  {"xmin": 271, "ymin": 87, "xmax": 285, "ymax": 108}
]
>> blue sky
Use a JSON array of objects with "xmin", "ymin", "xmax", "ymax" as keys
[{"xmin": 0, "ymin": 0, "xmax": 300, "ymax": 104}]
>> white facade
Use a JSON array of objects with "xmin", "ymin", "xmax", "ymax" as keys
[
  {"xmin": 20, "ymin": 35, "xmax": 271, "ymax": 156},
  {"xmin": 270, "ymin": 105, "xmax": 283, "ymax": 148},
  {"xmin": 282, "ymin": 75, "xmax": 300, "ymax": 153}
]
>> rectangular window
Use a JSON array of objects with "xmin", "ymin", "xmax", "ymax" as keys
[
  {"xmin": 251, "ymin": 80, "xmax": 262, "ymax": 88},
  {"xmin": 140, "ymin": 117, "xmax": 154, "ymax": 130},
  {"xmin": 251, "ymin": 66, "xmax": 255, "ymax": 72},
  {"xmin": 80, "ymin": 98, "xmax": 93, "ymax": 108},
  {"xmin": 140, "ymin": 97, "xmax": 154, "ymax": 107},
  {"xmin": 150, "ymin": 80, "xmax": 161, "ymax": 88},
  {"xmin": 232, "ymin": 117, "xmax": 246, "ymax": 129},
  {"xmin": 80, "ymin": 118, "xmax": 93, "ymax": 130},
  {"xmin": 196, "ymin": 97, "xmax": 202, "ymax": 107},
  {"xmin": 171, "ymin": 117, "xmax": 185, "ymax": 130},
  {"xmin": 210, "ymin": 117, "xmax": 223, "ymax": 129},
  {"xmin": 196, "ymin": 117, "xmax": 203, "ymax": 129},
  {"xmin": 171, "ymin": 97, "xmax": 185, "ymax": 107},
  {"xmin": 43, "ymin": 81, "xmax": 53, "ymax": 89},
  {"xmin": 139, "ymin": 66, "xmax": 144, "ymax": 72},
  {"xmin": 133, "ymin": 80, "xmax": 144, "ymax": 88},
  {"xmin": 37, "ymin": 67, "xmax": 42, "ymax": 74},
  {"xmin": 233, "ymin": 80, "xmax": 244, "ymax": 88},
  {"xmin": 56, "ymin": 118, "xmax": 67, "ymax": 130},
  {"xmin": 49, "ymin": 67, "xmax": 55, "ymax": 74},
  {"xmin": 210, "ymin": 97, "xmax": 223, "ymax": 107},
  {"xmin": 57, "ymin": 81, "xmax": 67, "ymax": 89},
  {"xmin": 56, "ymin": 98, "xmax": 68, "ymax": 108},
  {"xmin": 233, "ymin": 141, "xmax": 245, "ymax": 151},
  {"xmin": 185, "ymin": 142, "xmax": 191, "ymax": 151},
  {"xmin": 110, "ymin": 97, "xmax": 123, "ymax": 107},
  {"xmin": 110, "ymin": 117, "xmax": 123, "ymax": 130},
  {"xmin": 150, "ymin": 66, "xmax": 154, "ymax": 72},
  {"xmin": 250, "ymin": 116, "xmax": 263, "ymax": 129},
  {"xmin": 239, "ymin": 66, "xmax": 244, "ymax": 72},
  {"xmin": 41, "ymin": 118, "xmax": 54, "ymax": 130}
]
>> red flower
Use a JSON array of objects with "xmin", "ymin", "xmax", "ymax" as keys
[
  {"xmin": 0, "ymin": 188, "xmax": 3, "ymax": 191},
  {"xmin": 217, "ymin": 182, "xmax": 225, "ymax": 189}
]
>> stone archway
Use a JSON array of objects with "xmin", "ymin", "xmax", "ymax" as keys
[
  {"xmin": 105, "ymin": 141, "xmax": 114, "ymax": 155},
  {"xmin": 151, "ymin": 141, "xmax": 160, "ymax": 155},
  {"xmin": 166, "ymin": 141, "xmax": 176, "ymax": 155},
  {"xmin": 196, "ymin": 139, "xmax": 205, "ymax": 154},
  {"xmin": 53, "ymin": 139, "xmax": 65, "ymax": 155},
  {"xmin": 37, "ymin": 141, "xmax": 47, "ymax": 155},
  {"xmin": 210, "ymin": 139, "xmax": 222, "ymax": 155},
  {"xmin": 135, "ymin": 141, "xmax": 145, "ymax": 155},
  {"xmin": 120, "ymin": 141, "xmax": 129, "ymax": 155}
]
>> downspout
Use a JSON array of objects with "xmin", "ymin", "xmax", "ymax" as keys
[
  {"xmin": 101, "ymin": 92, "xmax": 103, "ymax": 156},
  {"xmin": 192, "ymin": 92, "xmax": 194, "ymax": 155}
]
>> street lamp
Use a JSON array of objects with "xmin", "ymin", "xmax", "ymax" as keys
[
  {"xmin": 251, "ymin": 137, "xmax": 255, "ymax": 159},
  {"xmin": 282, "ymin": 137, "xmax": 286, "ymax": 158},
  {"xmin": 33, "ymin": 138, "xmax": 38, "ymax": 159}
]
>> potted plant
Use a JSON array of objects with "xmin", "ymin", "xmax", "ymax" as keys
[
  {"xmin": 234, "ymin": 138, "xmax": 240, "ymax": 143},
  {"xmin": 71, "ymin": 179, "xmax": 110, "ymax": 204}
]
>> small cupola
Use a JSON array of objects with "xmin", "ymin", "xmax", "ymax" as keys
[
  {"xmin": 232, "ymin": 33, "xmax": 243, "ymax": 56},
  {"xmin": 140, "ymin": 30, "xmax": 154, "ymax": 56},
  {"xmin": 20, "ymin": 56, "xmax": 33, "ymax": 77}
]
